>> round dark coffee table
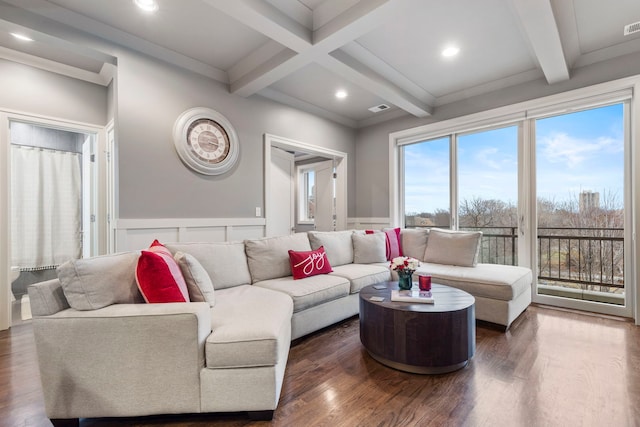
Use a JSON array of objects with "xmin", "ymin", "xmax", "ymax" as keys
[{"xmin": 359, "ymin": 282, "xmax": 475, "ymax": 374}]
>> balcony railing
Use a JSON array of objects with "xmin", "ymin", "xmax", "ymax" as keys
[{"xmin": 410, "ymin": 225, "xmax": 625, "ymax": 295}]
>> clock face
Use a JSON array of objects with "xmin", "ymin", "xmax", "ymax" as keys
[
  {"xmin": 186, "ymin": 119, "xmax": 230, "ymax": 164},
  {"xmin": 173, "ymin": 108, "xmax": 240, "ymax": 175}
]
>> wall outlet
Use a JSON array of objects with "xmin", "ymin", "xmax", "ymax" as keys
[{"xmin": 255, "ymin": 207, "xmax": 261, "ymax": 217}]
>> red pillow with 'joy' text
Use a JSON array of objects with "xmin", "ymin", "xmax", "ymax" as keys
[{"xmin": 288, "ymin": 246, "xmax": 333, "ymax": 280}]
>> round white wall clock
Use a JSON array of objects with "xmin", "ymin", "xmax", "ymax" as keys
[{"xmin": 173, "ymin": 107, "xmax": 240, "ymax": 175}]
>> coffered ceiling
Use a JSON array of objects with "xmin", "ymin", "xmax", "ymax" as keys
[{"xmin": 1, "ymin": 0, "xmax": 640, "ymax": 128}]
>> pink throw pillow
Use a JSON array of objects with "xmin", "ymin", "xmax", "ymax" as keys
[
  {"xmin": 136, "ymin": 240, "xmax": 190, "ymax": 303},
  {"xmin": 366, "ymin": 228, "xmax": 403, "ymax": 261},
  {"xmin": 288, "ymin": 246, "xmax": 333, "ymax": 280}
]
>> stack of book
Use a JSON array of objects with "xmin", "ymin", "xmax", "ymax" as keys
[{"xmin": 391, "ymin": 289, "xmax": 434, "ymax": 304}]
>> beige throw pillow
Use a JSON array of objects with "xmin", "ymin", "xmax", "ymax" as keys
[
  {"xmin": 352, "ymin": 232, "xmax": 387, "ymax": 264},
  {"xmin": 244, "ymin": 233, "xmax": 312, "ymax": 282},
  {"xmin": 401, "ymin": 228, "xmax": 430, "ymax": 261},
  {"xmin": 174, "ymin": 252, "xmax": 215, "ymax": 307},
  {"xmin": 165, "ymin": 242, "xmax": 251, "ymax": 290},
  {"xmin": 57, "ymin": 252, "xmax": 144, "ymax": 310},
  {"xmin": 308, "ymin": 230, "xmax": 354, "ymax": 267},
  {"xmin": 423, "ymin": 228, "xmax": 482, "ymax": 267}
]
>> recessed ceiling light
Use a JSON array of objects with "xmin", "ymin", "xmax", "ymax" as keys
[
  {"xmin": 442, "ymin": 46, "xmax": 460, "ymax": 58},
  {"xmin": 11, "ymin": 33, "xmax": 33, "ymax": 42},
  {"xmin": 335, "ymin": 90, "xmax": 348, "ymax": 99},
  {"xmin": 133, "ymin": 0, "xmax": 158, "ymax": 12}
]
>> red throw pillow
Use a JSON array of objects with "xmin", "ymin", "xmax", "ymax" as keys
[
  {"xmin": 136, "ymin": 240, "xmax": 190, "ymax": 303},
  {"xmin": 288, "ymin": 246, "xmax": 333, "ymax": 280},
  {"xmin": 366, "ymin": 228, "xmax": 403, "ymax": 261}
]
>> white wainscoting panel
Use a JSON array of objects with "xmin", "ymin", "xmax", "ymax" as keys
[
  {"xmin": 348, "ymin": 217, "xmax": 391, "ymax": 230},
  {"xmin": 115, "ymin": 218, "xmax": 266, "ymax": 252}
]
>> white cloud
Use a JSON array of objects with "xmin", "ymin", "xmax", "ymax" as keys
[{"xmin": 539, "ymin": 132, "xmax": 622, "ymax": 168}]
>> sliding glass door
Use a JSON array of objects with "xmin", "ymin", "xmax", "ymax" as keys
[
  {"xmin": 534, "ymin": 103, "xmax": 629, "ymax": 314},
  {"xmin": 399, "ymin": 94, "xmax": 633, "ymax": 318}
]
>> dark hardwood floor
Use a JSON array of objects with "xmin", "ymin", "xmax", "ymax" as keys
[{"xmin": 2, "ymin": 305, "xmax": 639, "ymax": 427}]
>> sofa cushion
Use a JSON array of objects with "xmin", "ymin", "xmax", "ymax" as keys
[
  {"xmin": 174, "ymin": 252, "xmax": 215, "ymax": 307},
  {"xmin": 165, "ymin": 242, "xmax": 251, "ymax": 290},
  {"xmin": 206, "ymin": 285, "xmax": 293, "ymax": 369},
  {"xmin": 423, "ymin": 228, "xmax": 482, "ymax": 267},
  {"xmin": 330, "ymin": 264, "xmax": 391, "ymax": 294},
  {"xmin": 401, "ymin": 228, "xmax": 430, "ymax": 261},
  {"xmin": 244, "ymin": 233, "xmax": 311, "ymax": 283},
  {"xmin": 415, "ymin": 262, "xmax": 532, "ymax": 301},
  {"xmin": 352, "ymin": 232, "xmax": 386, "ymax": 264},
  {"xmin": 308, "ymin": 230, "xmax": 354, "ymax": 267},
  {"xmin": 57, "ymin": 251, "xmax": 144, "ymax": 310},
  {"xmin": 253, "ymin": 274, "xmax": 350, "ymax": 313},
  {"xmin": 289, "ymin": 246, "xmax": 333, "ymax": 279}
]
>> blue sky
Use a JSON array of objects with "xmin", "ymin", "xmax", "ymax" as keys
[{"xmin": 404, "ymin": 103, "xmax": 624, "ymax": 214}]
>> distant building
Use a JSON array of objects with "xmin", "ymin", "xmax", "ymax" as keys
[{"xmin": 579, "ymin": 191, "xmax": 600, "ymax": 212}]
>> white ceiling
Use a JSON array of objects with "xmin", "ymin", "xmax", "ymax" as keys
[{"xmin": 1, "ymin": 0, "xmax": 640, "ymax": 128}]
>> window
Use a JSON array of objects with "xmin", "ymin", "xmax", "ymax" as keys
[
  {"xmin": 393, "ymin": 82, "xmax": 634, "ymax": 318},
  {"xmin": 298, "ymin": 167, "xmax": 315, "ymax": 223},
  {"xmin": 458, "ymin": 126, "xmax": 518, "ymax": 265},
  {"xmin": 403, "ymin": 137, "xmax": 450, "ymax": 228}
]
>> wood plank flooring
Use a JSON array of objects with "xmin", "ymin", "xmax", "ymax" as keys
[{"xmin": 1, "ymin": 305, "xmax": 639, "ymax": 427}]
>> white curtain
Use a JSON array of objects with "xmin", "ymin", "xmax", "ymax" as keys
[{"xmin": 11, "ymin": 145, "xmax": 82, "ymax": 270}]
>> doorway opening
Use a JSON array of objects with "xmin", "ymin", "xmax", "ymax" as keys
[
  {"xmin": 264, "ymin": 134, "xmax": 347, "ymax": 237},
  {"xmin": 8, "ymin": 120, "xmax": 98, "ymax": 326}
]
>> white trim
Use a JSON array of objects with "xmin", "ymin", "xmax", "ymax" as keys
[
  {"xmin": 116, "ymin": 218, "xmax": 266, "ymax": 229},
  {"xmin": 0, "ymin": 114, "xmax": 10, "ymax": 330},
  {"xmin": 105, "ymin": 120, "xmax": 116, "ymax": 254}
]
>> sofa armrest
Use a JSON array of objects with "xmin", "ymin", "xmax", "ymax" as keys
[{"xmin": 32, "ymin": 302, "xmax": 211, "ymax": 419}]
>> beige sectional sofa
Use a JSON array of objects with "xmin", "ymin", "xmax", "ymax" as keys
[{"xmin": 27, "ymin": 228, "xmax": 532, "ymax": 425}]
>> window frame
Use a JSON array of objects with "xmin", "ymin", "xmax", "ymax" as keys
[{"xmin": 389, "ymin": 76, "xmax": 638, "ymax": 323}]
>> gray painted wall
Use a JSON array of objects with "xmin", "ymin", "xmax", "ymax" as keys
[
  {"xmin": 114, "ymin": 49, "xmax": 356, "ymax": 219},
  {"xmin": 354, "ymin": 51, "xmax": 640, "ymax": 218},
  {"xmin": 0, "ymin": 59, "xmax": 108, "ymax": 125}
]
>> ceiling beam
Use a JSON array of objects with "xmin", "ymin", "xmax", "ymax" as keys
[
  {"xmin": 321, "ymin": 51, "xmax": 431, "ymax": 117},
  {"xmin": 212, "ymin": 0, "xmax": 430, "ymax": 117},
  {"xmin": 510, "ymin": 0, "xmax": 570, "ymax": 84},
  {"xmin": 203, "ymin": 0, "xmax": 312, "ymax": 52}
]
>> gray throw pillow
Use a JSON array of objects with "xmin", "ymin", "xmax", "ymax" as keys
[
  {"xmin": 174, "ymin": 252, "xmax": 215, "ymax": 307},
  {"xmin": 423, "ymin": 228, "xmax": 482, "ymax": 267},
  {"xmin": 401, "ymin": 228, "xmax": 430, "ymax": 261},
  {"xmin": 57, "ymin": 252, "xmax": 143, "ymax": 310},
  {"xmin": 352, "ymin": 232, "xmax": 387, "ymax": 264}
]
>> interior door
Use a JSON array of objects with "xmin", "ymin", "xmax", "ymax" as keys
[
  {"xmin": 269, "ymin": 147, "xmax": 295, "ymax": 236},
  {"xmin": 314, "ymin": 160, "xmax": 334, "ymax": 231}
]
